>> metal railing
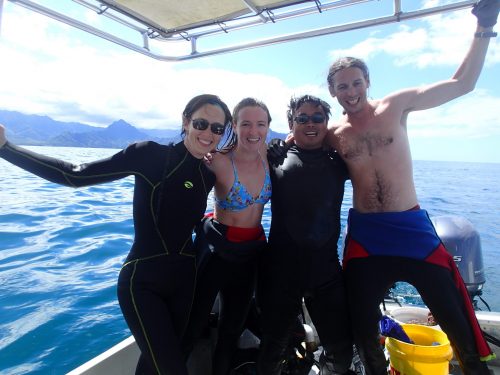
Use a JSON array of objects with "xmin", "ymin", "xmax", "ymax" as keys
[{"xmin": 3, "ymin": 0, "xmax": 477, "ymax": 61}]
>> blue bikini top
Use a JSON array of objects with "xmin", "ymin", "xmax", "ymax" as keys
[{"xmin": 215, "ymin": 152, "xmax": 272, "ymax": 212}]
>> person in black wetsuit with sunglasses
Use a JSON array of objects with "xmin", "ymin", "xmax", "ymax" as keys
[
  {"xmin": 257, "ymin": 95, "xmax": 354, "ymax": 375},
  {"xmin": 0, "ymin": 94, "xmax": 233, "ymax": 375}
]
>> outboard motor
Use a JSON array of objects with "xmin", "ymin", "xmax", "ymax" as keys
[{"xmin": 431, "ymin": 215, "xmax": 486, "ymax": 299}]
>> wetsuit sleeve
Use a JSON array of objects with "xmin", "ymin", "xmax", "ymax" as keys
[
  {"xmin": 0, "ymin": 141, "xmax": 139, "ymax": 187},
  {"xmin": 267, "ymin": 138, "xmax": 288, "ymax": 166}
]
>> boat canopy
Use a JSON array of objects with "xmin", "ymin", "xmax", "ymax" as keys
[{"xmin": 4, "ymin": 0, "xmax": 476, "ymax": 61}]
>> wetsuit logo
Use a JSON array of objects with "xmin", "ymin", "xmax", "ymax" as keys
[{"xmin": 184, "ymin": 181, "xmax": 194, "ymax": 189}]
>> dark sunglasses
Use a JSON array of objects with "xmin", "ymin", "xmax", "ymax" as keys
[
  {"xmin": 191, "ymin": 118, "xmax": 226, "ymax": 135},
  {"xmin": 294, "ymin": 113, "xmax": 326, "ymax": 125}
]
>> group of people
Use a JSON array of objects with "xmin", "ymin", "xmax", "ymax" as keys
[{"xmin": 0, "ymin": 1, "xmax": 498, "ymax": 374}]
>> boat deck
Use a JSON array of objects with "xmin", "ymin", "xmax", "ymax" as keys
[{"xmin": 68, "ymin": 304, "xmax": 500, "ymax": 375}]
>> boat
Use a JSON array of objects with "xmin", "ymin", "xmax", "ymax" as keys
[
  {"xmin": 64, "ymin": 305, "xmax": 500, "ymax": 374},
  {"xmin": 1, "ymin": 1, "xmax": 498, "ymax": 374},
  {"xmin": 65, "ymin": 214, "xmax": 500, "ymax": 374},
  {"xmin": 64, "ymin": 307, "xmax": 500, "ymax": 374}
]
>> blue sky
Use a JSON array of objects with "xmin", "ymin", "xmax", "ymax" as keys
[{"xmin": 0, "ymin": 0, "xmax": 499, "ymax": 162}]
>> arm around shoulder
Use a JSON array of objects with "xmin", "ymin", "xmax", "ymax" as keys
[
  {"xmin": 204, "ymin": 150, "xmax": 227, "ymax": 174},
  {"xmin": 325, "ymin": 123, "xmax": 341, "ymax": 150},
  {"xmin": 267, "ymin": 138, "xmax": 289, "ymax": 165}
]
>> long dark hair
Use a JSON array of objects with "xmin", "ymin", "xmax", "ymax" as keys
[{"xmin": 181, "ymin": 94, "xmax": 235, "ymax": 151}]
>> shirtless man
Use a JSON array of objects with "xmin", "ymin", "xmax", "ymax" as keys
[{"xmin": 325, "ymin": 1, "xmax": 498, "ymax": 374}]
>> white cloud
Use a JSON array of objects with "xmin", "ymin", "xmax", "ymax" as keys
[
  {"xmin": 325, "ymin": 1, "xmax": 500, "ymax": 144},
  {"xmin": 408, "ymin": 89, "xmax": 500, "ymax": 138},
  {"xmin": 1, "ymin": 0, "xmax": 498, "ymax": 141},
  {"xmin": 0, "ymin": 3, "xmax": 323, "ymax": 134},
  {"xmin": 328, "ymin": 3, "xmax": 500, "ymax": 68}
]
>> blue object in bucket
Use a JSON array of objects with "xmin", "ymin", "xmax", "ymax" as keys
[{"xmin": 379, "ymin": 315, "xmax": 414, "ymax": 344}]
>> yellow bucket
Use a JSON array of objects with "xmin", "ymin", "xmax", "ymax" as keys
[{"xmin": 385, "ymin": 324, "xmax": 453, "ymax": 375}]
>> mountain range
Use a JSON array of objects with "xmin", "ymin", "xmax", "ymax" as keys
[{"xmin": 0, "ymin": 109, "xmax": 286, "ymax": 149}]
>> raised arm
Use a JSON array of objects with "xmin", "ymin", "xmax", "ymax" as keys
[
  {"xmin": 394, "ymin": 0, "xmax": 498, "ymax": 113},
  {"xmin": 0, "ymin": 123, "xmax": 145, "ymax": 187}
]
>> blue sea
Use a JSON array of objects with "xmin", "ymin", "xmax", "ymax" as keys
[{"xmin": 0, "ymin": 146, "xmax": 499, "ymax": 374}]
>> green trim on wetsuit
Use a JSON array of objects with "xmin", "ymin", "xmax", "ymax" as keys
[
  {"xmin": 0, "ymin": 140, "xmax": 214, "ymax": 259},
  {"xmin": 0, "ymin": 140, "xmax": 216, "ymax": 375}
]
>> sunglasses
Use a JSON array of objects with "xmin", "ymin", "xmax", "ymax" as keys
[
  {"xmin": 294, "ymin": 113, "xmax": 326, "ymax": 125},
  {"xmin": 191, "ymin": 118, "xmax": 226, "ymax": 135}
]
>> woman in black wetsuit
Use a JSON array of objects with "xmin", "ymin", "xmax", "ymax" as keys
[{"xmin": 0, "ymin": 94, "xmax": 233, "ymax": 375}]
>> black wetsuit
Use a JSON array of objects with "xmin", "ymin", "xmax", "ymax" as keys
[
  {"xmin": 257, "ymin": 145, "xmax": 353, "ymax": 375},
  {"xmin": 183, "ymin": 215, "xmax": 266, "ymax": 375},
  {"xmin": 0, "ymin": 141, "xmax": 215, "ymax": 375}
]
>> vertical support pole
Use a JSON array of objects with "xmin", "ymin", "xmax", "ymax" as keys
[
  {"xmin": 191, "ymin": 36, "xmax": 197, "ymax": 55},
  {"xmin": 142, "ymin": 31, "xmax": 150, "ymax": 51},
  {"xmin": 394, "ymin": 0, "xmax": 402, "ymax": 16}
]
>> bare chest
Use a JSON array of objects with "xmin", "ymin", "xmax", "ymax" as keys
[{"xmin": 336, "ymin": 127, "xmax": 395, "ymax": 161}]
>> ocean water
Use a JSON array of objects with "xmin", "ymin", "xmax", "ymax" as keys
[{"xmin": 0, "ymin": 146, "xmax": 498, "ymax": 374}]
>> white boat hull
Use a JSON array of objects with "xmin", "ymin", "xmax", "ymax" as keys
[{"xmin": 68, "ymin": 304, "xmax": 500, "ymax": 375}]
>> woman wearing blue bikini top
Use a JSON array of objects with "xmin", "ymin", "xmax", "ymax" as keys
[{"xmin": 183, "ymin": 97, "xmax": 272, "ymax": 375}]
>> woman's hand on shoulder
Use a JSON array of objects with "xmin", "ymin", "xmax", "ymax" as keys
[
  {"xmin": 284, "ymin": 133, "xmax": 294, "ymax": 144},
  {"xmin": 325, "ymin": 122, "xmax": 344, "ymax": 149},
  {"xmin": 203, "ymin": 151, "xmax": 227, "ymax": 170},
  {"xmin": 203, "ymin": 152, "xmax": 215, "ymax": 166}
]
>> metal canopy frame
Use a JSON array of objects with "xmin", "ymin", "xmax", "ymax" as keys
[{"xmin": 4, "ymin": 0, "xmax": 477, "ymax": 61}]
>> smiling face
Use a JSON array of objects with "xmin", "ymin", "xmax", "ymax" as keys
[
  {"xmin": 291, "ymin": 102, "xmax": 328, "ymax": 150},
  {"xmin": 182, "ymin": 104, "xmax": 226, "ymax": 158},
  {"xmin": 234, "ymin": 105, "xmax": 269, "ymax": 152},
  {"xmin": 329, "ymin": 66, "xmax": 370, "ymax": 115}
]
